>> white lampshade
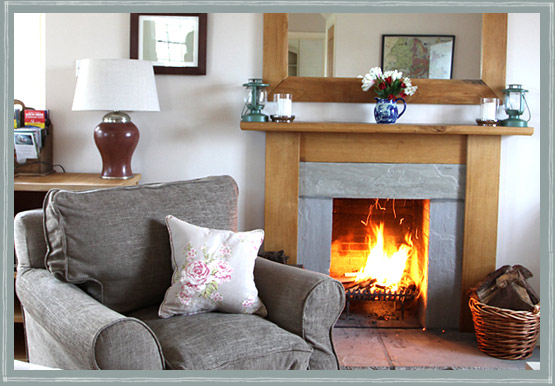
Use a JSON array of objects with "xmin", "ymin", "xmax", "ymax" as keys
[{"xmin": 72, "ymin": 59, "xmax": 160, "ymax": 112}]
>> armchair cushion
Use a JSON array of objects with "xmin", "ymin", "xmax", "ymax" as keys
[
  {"xmin": 130, "ymin": 306, "xmax": 312, "ymax": 370},
  {"xmin": 159, "ymin": 215, "xmax": 266, "ymax": 318},
  {"xmin": 42, "ymin": 176, "xmax": 238, "ymax": 314}
]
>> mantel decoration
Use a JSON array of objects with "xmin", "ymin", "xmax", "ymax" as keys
[
  {"xmin": 360, "ymin": 67, "xmax": 417, "ymax": 124},
  {"xmin": 500, "ymin": 84, "xmax": 530, "ymax": 127},
  {"xmin": 241, "ymin": 78, "xmax": 269, "ymax": 122}
]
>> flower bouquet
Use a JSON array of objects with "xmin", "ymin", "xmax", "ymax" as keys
[
  {"xmin": 359, "ymin": 67, "xmax": 418, "ymax": 123},
  {"xmin": 359, "ymin": 67, "xmax": 417, "ymax": 100}
]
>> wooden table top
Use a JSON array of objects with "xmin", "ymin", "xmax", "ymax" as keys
[{"xmin": 14, "ymin": 172, "xmax": 142, "ymax": 192}]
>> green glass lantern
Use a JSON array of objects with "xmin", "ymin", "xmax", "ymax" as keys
[
  {"xmin": 500, "ymin": 84, "xmax": 531, "ymax": 127},
  {"xmin": 241, "ymin": 78, "xmax": 270, "ymax": 122}
]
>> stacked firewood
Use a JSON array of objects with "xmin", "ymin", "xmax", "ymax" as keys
[{"xmin": 469, "ymin": 265, "xmax": 540, "ymax": 312}]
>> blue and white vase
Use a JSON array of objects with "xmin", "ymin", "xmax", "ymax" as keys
[{"xmin": 374, "ymin": 97, "xmax": 407, "ymax": 124}]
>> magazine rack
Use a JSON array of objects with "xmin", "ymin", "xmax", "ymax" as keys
[{"xmin": 14, "ymin": 100, "xmax": 53, "ymax": 176}]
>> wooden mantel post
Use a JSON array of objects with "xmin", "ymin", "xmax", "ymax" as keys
[
  {"xmin": 460, "ymin": 135, "xmax": 502, "ymax": 330},
  {"xmin": 263, "ymin": 132, "xmax": 300, "ymax": 264}
]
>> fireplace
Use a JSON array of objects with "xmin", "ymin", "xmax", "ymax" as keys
[
  {"xmin": 241, "ymin": 121, "xmax": 533, "ymax": 330},
  {"xmin": 297, "ymin": 162, "xmax": 464, "ymax": 328},
  {"xmin": 330, "ymin": 198, "xmax": 429, "ymax": 326}
]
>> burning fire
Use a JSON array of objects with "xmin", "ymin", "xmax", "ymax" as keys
[{"xmin": 351, "ymin": 222, "xmax": 415, "ymax": 291}]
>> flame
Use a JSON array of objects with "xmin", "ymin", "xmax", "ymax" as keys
[{"xmin": 353, "ymin": 222, "xmax": 414, "ymax": 290}]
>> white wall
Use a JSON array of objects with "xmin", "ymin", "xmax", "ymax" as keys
[
  {"xmin": 43, "ymin": 13, "xmax": 266, "ymax": 232},
  {"xmin": 38, "ymin": 12, "xmax": 540, "ymax": 291},
  {"xmin": 14, "ymin": 13, "xmax": 45, "ymax": 109},
  {"xmin": 497, "ymin": 13, "xmax": 541, "ymax": 291}
]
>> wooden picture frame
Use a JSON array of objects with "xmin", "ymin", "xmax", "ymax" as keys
[
  {"xmin": 381, "ymin": 34, "xmax": 455, "ymax": 80},
  {"xmin": 263, "ymin": 13, "xmax": 508, "ymax": 104},
  {"xmin": 130, "ymin": 13, "xmax": 207, "ymax": 75}
]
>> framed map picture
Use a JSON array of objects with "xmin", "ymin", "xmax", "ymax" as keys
[{"xmin": 381, "ymin": 35, "xmax": 455, "ymax": 79}]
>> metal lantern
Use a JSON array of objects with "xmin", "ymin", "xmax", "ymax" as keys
[
  {"xmin": 500, "ymin": 84, "xmax": 531, "ymax": 127},
  {"xmin": 241, "ymin": 78, "xmax": 269, "ymax": 122}
]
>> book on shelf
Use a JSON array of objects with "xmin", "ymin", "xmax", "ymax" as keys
[{"xmin": 23, "ymin": 110, "xmax": 49, "ymax": 128}]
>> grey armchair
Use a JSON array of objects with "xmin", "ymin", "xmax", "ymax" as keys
[{"xmin": 14, "ymin": 176, "xmax": 345, "ymax": 370}]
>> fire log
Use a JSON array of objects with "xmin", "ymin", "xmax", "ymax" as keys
[{"xmin": 469, "ymin": 265, "xmax": 539, "ymax": 312}]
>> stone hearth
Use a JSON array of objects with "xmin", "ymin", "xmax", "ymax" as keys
[{"xmin": 333, "ymin": 327, "xmax": 540, "ymax": 370}]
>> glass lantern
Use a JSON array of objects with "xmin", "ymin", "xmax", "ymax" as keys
[
  {"xmin": 500, "ymin": 84, "xmax": 531, "ymax": 127},
  {"xmin": 241, "ymin": 78, "xmax": 270, "ymax": 122}
]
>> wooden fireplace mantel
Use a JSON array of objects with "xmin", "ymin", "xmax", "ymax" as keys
[
  {"xmin": 241, "ymin": 121, "xmax": 533, "ymax": 136},
  {"xmin": 241, "ymin": 121, "xmax": 533, "ymax": 330}
]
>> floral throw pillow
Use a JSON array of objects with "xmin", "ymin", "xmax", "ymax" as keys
[{"xmin": 159, "ymin": 215, "xmax": 267, "ymax": 318}]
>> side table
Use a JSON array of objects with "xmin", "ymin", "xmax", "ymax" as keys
[{"xmin": 13, "ymin": 172, "xmax": 141, "ymax": 361}]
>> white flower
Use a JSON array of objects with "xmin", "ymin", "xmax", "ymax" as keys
[
  {"xmin": 384, "ymin": 69, "xmax": 403, "ymax": 81},
  {"xmin": 359, "ymin": 67, "xmax": 383, "ymax": 91},
  {"xmin": 368, "ymin": 67, "xmax": 382, "ymax": 79},
  {"xmin": 360, "ymin": 75, "xmax": 374, "ymax": 91},
  {"xmin": 405, "ymin": 85, "xmax": 418, "ymax": 96}
]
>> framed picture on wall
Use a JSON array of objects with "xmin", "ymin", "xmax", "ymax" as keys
[
  {"xmin": 130, "ymin": 13, "xmax": 207, "ymax": 75},
  {"xmin": 381, "ymin": 34, "xmax": 455, "ymax": 79}
]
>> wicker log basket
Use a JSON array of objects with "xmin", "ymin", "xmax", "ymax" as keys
[
  {"xmin": 468, "ymin": 265, "xmax": 540, "ymax": 360},
  {"xmin": 469, "ymin": 294, "xmax": 540, "ymax": 360}
]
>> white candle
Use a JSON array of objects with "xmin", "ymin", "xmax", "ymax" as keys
[
  {"xmin": 480, "ymin": 98, "xmax": 498, "ymax": 121},
  {"xmin": 274, "ymin": 94, "xmax": 292, "ymax": 117}
]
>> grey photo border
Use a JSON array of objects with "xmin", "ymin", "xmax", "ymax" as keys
[{"xmin": 1, "ymin": 0, "xmax": 553, "ymax": 384}]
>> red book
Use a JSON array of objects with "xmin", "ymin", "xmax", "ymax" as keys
[{"xmin": 24, "ymin": 110, "xmax": 48, "ymax": 128}]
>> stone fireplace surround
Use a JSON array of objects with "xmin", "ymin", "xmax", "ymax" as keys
[
  {"xmin": 298, "ymin": 162, "xmax": 464, "ymax": 328},
  {"xmin": 240, "ymin": 121, "xmax": 533, "ymax": 330}
]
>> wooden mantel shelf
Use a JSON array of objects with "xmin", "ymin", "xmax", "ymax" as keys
[{"xmin": 240, "ymin": 121, "xmax": 534, "ymax": 136}]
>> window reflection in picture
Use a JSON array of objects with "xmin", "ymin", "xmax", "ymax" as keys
[{"xmin": 131, "ymin": 13, "xmax": 207, "ymax": 75}]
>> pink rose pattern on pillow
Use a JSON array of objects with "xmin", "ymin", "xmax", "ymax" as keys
[
  {"xmin": 159, "ymin": 216, "xmax": 267, "ymax": 318},
  {"xmin": 173, "ymin": 243, "xmax": 234, "ymax": 308}
]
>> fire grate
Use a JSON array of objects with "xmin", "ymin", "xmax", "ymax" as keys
[{"xmin": 344, "ymin": 285, "xmax": 418, "ymax": 319}]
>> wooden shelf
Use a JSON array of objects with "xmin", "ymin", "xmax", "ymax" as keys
[
  {"xmin": 241, "ymin": 121, "xmax": 534, "ymax": 136},
  {"xmin": 14, "ymin": 303, "xmax": 24, "ymax": 324},
  {"xmin": 14, "ymin": 172, "xmax": 142, "ymax": 192}
]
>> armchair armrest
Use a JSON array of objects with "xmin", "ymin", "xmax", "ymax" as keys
[
  {"xmin": 254, "ymin": 258, "xmax": 345, "ymax": 370},
  {"xmin": 16, "ymin": 269, "xmax": 164, "ymax": 370}
]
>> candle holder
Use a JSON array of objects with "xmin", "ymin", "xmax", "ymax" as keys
[
  {"xmin": 500, "ymin": 84, "xmax": 530, "ymax": 127},
  {"xmin": 241, "ymin": 78, "xmax": 269, "ymax": 122},
  {"xmin": 476, "ymin": 97, "xmax": 499, "ymax": 126},
  {"xmin": 270, "ymin": 93, "xmax": 295, "ymax": 123}
]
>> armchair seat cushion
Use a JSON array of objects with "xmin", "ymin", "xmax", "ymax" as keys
[{"xmin": 128, "ymin": 306, "xmax": 312, "ymax": 370}]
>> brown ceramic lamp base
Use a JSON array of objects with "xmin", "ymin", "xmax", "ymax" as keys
[{"xmin": 94, "ymin": 112, "xmax": 139, "ymax": 179}]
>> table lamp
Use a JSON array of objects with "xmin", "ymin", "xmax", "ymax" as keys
[{"xmin": 72, "ymin": 59, "xmax": 160, "ymax": 179}]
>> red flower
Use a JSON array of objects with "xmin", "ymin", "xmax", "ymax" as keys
[
  {"xmin": 400, "ymin": 92, "xmax": 407, "ymax": 98},
  {"xmin": 401, "ymin": 83, "xmax": 406, "ymax": 88},
  {"xmin": 386, "ymin": 76, "xmax": 392, "ymax": 84},
  {"xmin": 378, "ymin": 82, "xmax": 386, "ymax": 90},
  {"xmin": 388, "ymin": 94, "xmax": 396, "ymax": 100}
]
